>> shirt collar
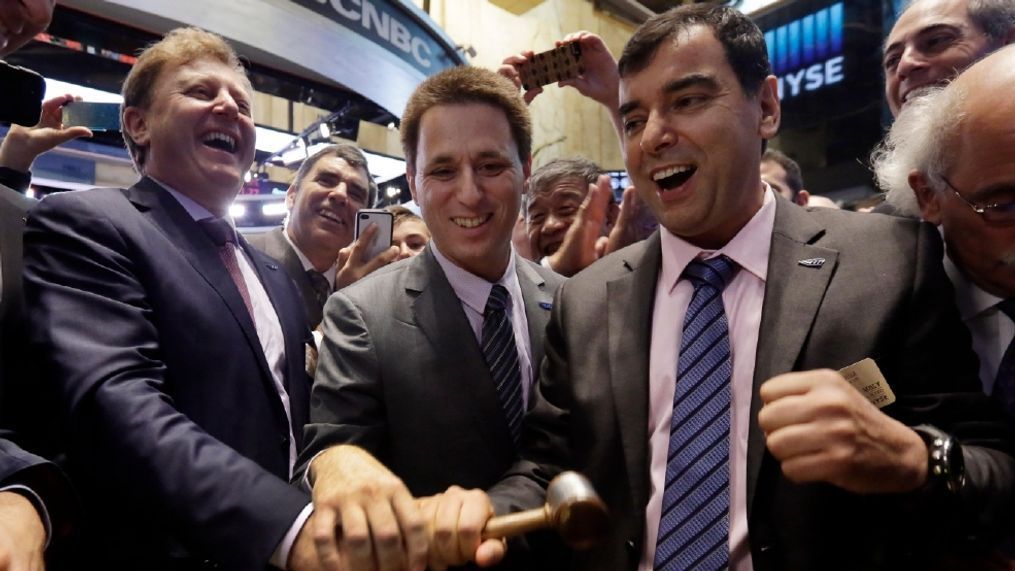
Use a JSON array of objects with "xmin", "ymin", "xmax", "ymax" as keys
[
  {"xmin": 281, "ymin": 226, "xmax": 339, "ymax": 284},
  {"xmin": 152, "ymin": 176, "xmax": 234, "ymax": 227},
  {"xmin": 659, "ymin": 185, "xmax": 776, "ymax": 293},
  {"xmin": 943, "ymin": 251, "xmax": 1003, "ymax": 321},
  {"xmin": 431, "ymin": 241, "xmax": 519, "ymax": 315}
]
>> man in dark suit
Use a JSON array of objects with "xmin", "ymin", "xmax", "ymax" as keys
[
  {"xmin": 247, "ymin": 143, "xmax": 396, "ymax": 329},
  {"xmin": 0, "ymin": 1, "xmax": 79, "ymax": 568},
  {"xmin": 431, "ymin": 5, "xmax": 1015, "ymax": 570},
  {"xmin": 22, "ymin": 27, "xmax": 328, "ymax": 570},
  {"xmin": 302, "ymin": 65, "xmax": 565, "ymax": 570}
]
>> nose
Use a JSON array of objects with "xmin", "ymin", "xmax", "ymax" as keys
[
  {"xmin": 397, "ymin": 243, "xmax": 413, "ymax": 260},
  {"xmin": 457, "ymin": 167, "xmax": 483, "ymax": 208},
  {"xmin": 895, "ymin": 45, "xmax": 925, "ymax": 81},
  {"xmin": 544, "ymin": 212, "xmax": 569, "ymax": 234},
  {"xmin": 639, "ymin": 111, "xmax": 675, "ymax": 155},
  {"xmin": 212, "ymin": 89, "xmax": 240, "ymax": 119},
  {"xmin": 329, "ymin": 181, "xmax": 349, "ymax": 205}
]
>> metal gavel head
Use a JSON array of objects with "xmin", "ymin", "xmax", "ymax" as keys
[{"xmin": 544, "ymin": 471, "xmax": 610, "ymax": 549}]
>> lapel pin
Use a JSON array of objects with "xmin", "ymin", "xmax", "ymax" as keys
[
  {"xmin": 267, "ymin": 263, "xmax": 279, "ymax": 271},
  {"xmin": 539, "ymin": 301, "xmax": 553, "ymax": 310},
  {"xmin": 797, "ymin": 258, "xmax": 826, "ymax": 268}
]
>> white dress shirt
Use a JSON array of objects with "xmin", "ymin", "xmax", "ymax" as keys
[
  {"xmin": 431, "ymin": 243, "xmax": 535, "ymax": 408},
  {"xmin": 943, "ymin": 254, "xmax": 1014, "ymax": 395}
]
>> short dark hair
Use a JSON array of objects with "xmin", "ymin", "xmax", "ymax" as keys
[
  {"xmin": 290, "ymin": 143, "xmax": 375, "ymax": 205},
  {"xmin": 761, "ymin": 149, "xmax": 804, "ymax": 196},
  {"xmin": 400, "ymin": 65, "xmax": 531, "ymax": 170},
  {"xmin": 617, "ymin": 4, "xmax": 771, "ymax": 96},
  {"xmin": 527, "ymin": 157, "xmax": 603, "ymax": 202}
]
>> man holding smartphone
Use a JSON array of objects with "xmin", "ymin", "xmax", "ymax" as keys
[
  {"xmin": 248, "ymin": 143, "xmax": 398, "ymax": 329},
  {"xmin": 299, "ymin": 65, "xmax": 566, "ymax": 569}
]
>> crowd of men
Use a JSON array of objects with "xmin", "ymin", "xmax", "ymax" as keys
[{"xmin": 1, "ymin": 0, "xmax": 1014, "ymax": 570}]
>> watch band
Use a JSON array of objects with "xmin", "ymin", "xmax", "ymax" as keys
[{"xmin": 912, "ymin": 424, "xmax": 965, "ymax": 495}]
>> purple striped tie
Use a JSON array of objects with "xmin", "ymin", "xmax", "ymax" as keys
[{"xmin": 482, "ymin": 284, "xmax": 524, "ymax": 447}]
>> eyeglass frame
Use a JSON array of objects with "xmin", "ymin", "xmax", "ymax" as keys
[{"xmin": 939, "ymin": 175, "xmax": 1015, "ymax": 224}]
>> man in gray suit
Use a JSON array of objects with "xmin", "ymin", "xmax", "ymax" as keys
[
  {"xmin": 301, "ymin": 65, "xmax": 564, "ymax": 569},
  {"xmin": 248, "ymin": 143, "xmax": 397, "ymax": 328},
  {"xmin": 428, "ymin": 5, "xmax": 1015, "ymax": 570}
]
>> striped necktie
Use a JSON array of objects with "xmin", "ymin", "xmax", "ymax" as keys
[
  {"xmin": 481, "ymin": 284, "xmax": 524, "ymax": 446},
  {"xmin": 655, "ymin": 255, "xmax": 739, "ymax": 571}
]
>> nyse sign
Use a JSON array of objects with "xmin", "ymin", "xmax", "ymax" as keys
[
  {"xmin": 764, "ymin": 2, "xmax": 845, "ymax": 101},
  {"xmin": 777, "ymin": 55, "xmax": 844, "ymax": 99}
]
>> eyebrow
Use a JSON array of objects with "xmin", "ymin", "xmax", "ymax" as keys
[
  {"xmin": 618, "ymin": 73, "xmax": 720, "ymax": 117},
  {"xmin": 883, "ymin": 23, "xmax": 962, "ymax": 55}
]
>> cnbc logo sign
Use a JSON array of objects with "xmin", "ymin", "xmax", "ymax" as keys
[{"xmin": 764, "ymin": 2, "xmax": 845, "ymax": 100}]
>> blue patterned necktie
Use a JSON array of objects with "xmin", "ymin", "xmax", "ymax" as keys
[
  {"xmin": 655, "ymin": 255, "xmax": 739, "ymax": 571},
  {"xmin": 992, "ymin": 299, "xmax": 1015, "ymax": 417},
  {"xmin": 482, "ymin": 284, "xmax": 524, "ymax": 446}
]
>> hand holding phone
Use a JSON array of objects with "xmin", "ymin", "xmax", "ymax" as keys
[
  {"xmin": 516, "ymin": 42, "xmax": 584, "ymax": 91},
  {"xmin": 62, "ymin": 101, "xmax": 122, "ymax": 132},
  {"xmin": 354, "ymin": 209, "xmax": 394, "ymax": 261}
]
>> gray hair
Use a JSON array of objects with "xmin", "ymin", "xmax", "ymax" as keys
[
  {"xmin": 897, "ymin": 0, "xmax": 1015, "ymax": 44},
  {"xmin": 527, "ymin": 157, "xmax": 603, "ymax": 202},
  {"xmin": 870, "ymin": 82, "xmax": 969, "ymax": 216}
]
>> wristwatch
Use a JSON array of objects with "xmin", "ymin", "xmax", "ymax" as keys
[{"xmin": 912, "ymin": 424, "xmax": 965, "ymax": 495}]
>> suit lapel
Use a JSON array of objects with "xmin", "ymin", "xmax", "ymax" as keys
[
  {"xmin": 408, "ymin": 248, "xmax": 517, "ymax": 449},
  {"xmin": 746, "ymin": 200, "xmax": 838, "ymax": 518},
  {"xmin": 126, "ymin": 178, "xmax": 275, "ymax": 387},
  {"xmin": 515, "ymin": 260, "xmax": 554, "ymax": 374},
  {"xmin": 607, "ymin": 233, "xmax": 661, "ymax": 517}
]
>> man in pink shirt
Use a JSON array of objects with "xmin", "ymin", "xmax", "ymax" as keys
[{"xmin": 422, "ymin": 4, "xmax": 1015, "ymax": 570}]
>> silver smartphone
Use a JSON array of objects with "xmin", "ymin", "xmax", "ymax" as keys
[
  {"xmin": 353, "ymin": 209, "xmax": 393, "ymax": 260},
  {"xmin": 62, "ymin": 101, "xmax": 121, "ymax": 131}
]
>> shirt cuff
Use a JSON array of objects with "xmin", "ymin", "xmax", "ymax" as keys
[
  {"xmin": 1, "ymin": 485, "xmax": 52, "ymax": 548},
  {"xmin": 270, "ymin": 502, "xmax": 314, "ymax": 569}
]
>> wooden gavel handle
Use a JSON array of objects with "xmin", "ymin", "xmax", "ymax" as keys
[{"xmin": 481, "ymin": 505, "xmax": 551, "ymax": 540}]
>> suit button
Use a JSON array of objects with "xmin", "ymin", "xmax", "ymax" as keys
[
  {"xmin": 280, "ymin": 434, "xmax": 289, "ymax": 447},
  {"xmin": 625, "ymin": 540, "xmax": 637, "ymax": 554},
  {"xmin": 759, "ymin": 543, "xmax": 772, "ymax": 553}
]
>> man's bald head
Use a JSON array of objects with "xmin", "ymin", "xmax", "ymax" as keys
[{"xmin": 0, "ymin": 0, "xmax": 55, "ymax": 57}]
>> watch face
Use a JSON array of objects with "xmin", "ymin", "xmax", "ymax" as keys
[{"xmin": 943, "ymin": 436, "xmax": 966, "ymax": 493}]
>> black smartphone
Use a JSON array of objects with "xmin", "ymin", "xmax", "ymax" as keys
[
  {"xmin": 63, "ymin": 101, "xmax": 122, "ymax": 132},
  {"xmin": 0, "ymin": 61, "xmax": 45, "ymax": 126},
  {"xmin": 517, "ymin": 42, "xmax": 584, "ymax": 91},
  {"xmin": 354, "ymin": 209, "xmax": 394, "ymax": 260}
]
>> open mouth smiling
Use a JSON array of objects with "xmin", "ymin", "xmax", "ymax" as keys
[
  {"xmin": 202, "ymin": 131, "xmax": 238, "ymax": 153},
  {"xmin": 452, "ymin": 214, "xmax": 492, "ymax": 229},
  {"xmin": 652, "ymin": 164, "xmax": 697, "ymax": 192}
]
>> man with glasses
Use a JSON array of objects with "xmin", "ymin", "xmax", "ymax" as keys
[{"xmin": 874, "ymin": 45, "xmax": 1015, "ymax": 419}]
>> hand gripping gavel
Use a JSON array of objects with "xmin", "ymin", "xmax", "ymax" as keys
[{"xmin": 481, "ymin": 471, "xmax": 609, "ymax": 550}]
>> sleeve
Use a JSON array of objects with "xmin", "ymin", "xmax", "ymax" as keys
[
  {"xmin": 296, "ymin": 291, "xmax": 387, "ymax": 482},
  {"xmin": 22, "ymin": 195, "xmax": 309, "ymax": 570},
  {"xmin": 0, "ymin": 435, "xmax": 76, "ymax": 547}
]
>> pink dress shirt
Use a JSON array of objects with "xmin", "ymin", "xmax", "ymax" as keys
[{"xmin": 640, "ymin": 188, "xmax": 776, "ymax": 571}]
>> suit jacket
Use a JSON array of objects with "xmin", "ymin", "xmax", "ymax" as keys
[
  {"xmin": 301, "ymin": 246, "xmax": 564, "ymax": 496},
  {"xmin": 23, "ymin": 177, "xmax": 313, "ymax": 570},
  {"xmin": 247, "ymin": 226, "xmax": 326, "ymax": 328},
  {"xmin": 0, "ymin": 184, "xmax": 75, "ymax": 554},
  {"xmin": 490, "ymin": 198, "xmax": 1015, "ymax": 570}
]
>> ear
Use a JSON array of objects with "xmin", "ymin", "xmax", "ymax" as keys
[
  {"xmin": 407, "ymin": 165, "xmax": 418, "ymax": 204},
  {"xmin": 795, "ymin": 189, "xmax": 810, "ymax": 206},
  {"xmin": 909, "ymin": 171, "xmax": 942, "ymax": 224},
  {"xmin": 285, "ymin": 184, "xmax": 297, "ymax": 211},
  {"xmin": 121, "ymin": 106, "xmax": 150, "ymax": 149},
  {"xmin": 758, "ymin": 75, "xmax": 781, "ymax": 140}
]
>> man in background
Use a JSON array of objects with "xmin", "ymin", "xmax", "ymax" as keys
[{"xmin": 248, "ymin": 143, "xmax": 396, "ymax": 328}]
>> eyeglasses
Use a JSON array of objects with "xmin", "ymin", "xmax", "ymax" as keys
[{"xmin": 940, "ymin": 176, "xmax": 1015, "ymax": 225}]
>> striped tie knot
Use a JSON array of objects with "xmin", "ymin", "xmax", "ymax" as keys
[
  {"xmin": 485, "ymin": 284, "xmax": 510, "ymax": 315},
  {"xmin": 683, "ymin": 255, "xmax": 738, "ymax": 291}
]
